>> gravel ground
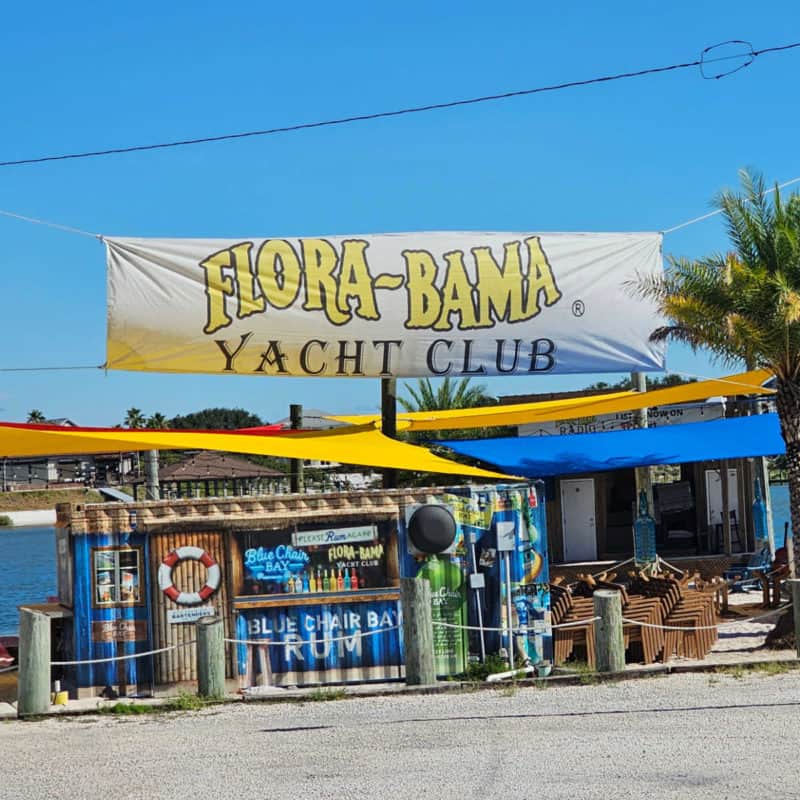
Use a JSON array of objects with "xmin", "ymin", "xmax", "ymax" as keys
[{"xmin": 2, "ymin": 671, "xmax": 799, "ymax": 799}]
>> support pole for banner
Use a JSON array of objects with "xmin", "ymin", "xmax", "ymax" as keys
[
  {"xmin": 631, "ymin": 372, "xmax": 653, "ymax": 514},
  {"xmin": 144, "ymin": 450, "xmax": 160, "ymax": 501},
  {"xmin": 381, "ymin": 378, "xmax": 398, "ymax": 489},
  {"xmin": 196, "ymin": 617, "xmax": 226, "ymax": 699},
  {"xmin": 721, "ymin": 459, "xmax": 732, "ymax": 555},
  {"xmin": 400, "ymin": 577, "xmax": 435, "ymax": 685},
  {"xmin": 289, "ymin": 404, "xmax": 304, "ymax": 494}
]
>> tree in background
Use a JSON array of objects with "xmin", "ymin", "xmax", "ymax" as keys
[
  {"xmin": 583, "ymin": 374, "xmax": 697, "ymax": 392},
  {"xmin": 146, "ymin": 412, "xmax": 169, "ymax": 429},
  {"xmin": 123, "ymin": 408, "xmax": 146, "ymax": 429},
  {"xmin": 400, "ymin": 376, "xmax": 495, "ymax": 417},
  {"xmin": 169, "ymin": 407, "xmax": 263, "ymax": 430},
  {"xmin": 635, "ymin": 169, "xmax": 800, "ymax": 565},
  {"xmin": 26, "ymin": 409, "xmax": 45, "ymax": 423}
]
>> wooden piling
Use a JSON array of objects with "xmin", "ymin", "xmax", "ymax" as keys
[
  {"xmin": 593, "ymin": 589, "xmax": 625, "ymax": 673},
  {"xmin": 196, "ymin": 617, "xmax": 225, "ymax": 699},
  {"xmin": 400, "ymin": 577, "xmax": 435, "ymax": 685},
  {"xmin": 17, "ymin": 608, "xmax": 51, "ymax": 717}
]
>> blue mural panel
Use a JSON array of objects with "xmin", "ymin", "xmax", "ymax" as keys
[
  {"xmin": 71, "ymin": 532, "xmax": 153, "ymax": 692},
  {"xmin": 236, "ymin": 596, "xmax": 402, "ymax": 686}
]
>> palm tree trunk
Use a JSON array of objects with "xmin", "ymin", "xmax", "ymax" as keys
[{"xmin": 775, "ymin": 378, "xmax": 800, "ymax": 576}]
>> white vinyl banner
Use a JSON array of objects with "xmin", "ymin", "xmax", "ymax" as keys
[{"xmin": 105, "ymin": 232, "xmax": 665, "ymax": 378}]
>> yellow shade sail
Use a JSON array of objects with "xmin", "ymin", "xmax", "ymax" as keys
[
  {"xmin": 0, "ymin": 423, "xmax": 513, "ymax": 480},
  {"xmin": 328, "ymin": 369, "xmax": 774, "ymax": 432}
]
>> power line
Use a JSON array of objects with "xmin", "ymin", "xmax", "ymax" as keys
[
  {"xmin": 0, "ymin": 365, "xmax": 103, "ymax": 373},
  {"xmin": 1, "ymin": 39, "xmax": 797, "ymax": 169}
]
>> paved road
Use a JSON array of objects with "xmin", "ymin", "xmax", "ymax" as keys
[{"xmin": 2, "ymin": 671, "xmax": 798, "ymax": 799}]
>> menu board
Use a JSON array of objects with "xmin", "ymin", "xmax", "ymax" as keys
[
  {"xmin": 92, "ymin": 547, "xmax": 143, "ymax": 607},
  {"xmin": 236, "ymin": 522, "xmax": 393, "ymax": 597}
]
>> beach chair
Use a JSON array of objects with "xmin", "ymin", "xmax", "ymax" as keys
[{"xmin": 723, "ymin": 546, "xmax": 771, "ymax": 592}]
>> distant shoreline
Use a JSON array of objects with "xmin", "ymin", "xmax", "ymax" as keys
[{"xmin": 0, "ymin": 510, "xmax": 57, "ymax": 528}]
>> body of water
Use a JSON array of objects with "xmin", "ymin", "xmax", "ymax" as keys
[
  {"xmin": 0, "ymin": 485, "xmax": 794, "ymax": 635},
  {"xmin": 1, "ymin": 526, "xmax": 56, "ymax": 636}
]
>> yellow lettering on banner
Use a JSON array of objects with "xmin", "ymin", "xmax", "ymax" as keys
[
  {"xmin": 337, "ymin": 240, "xmax": 379, "ymax": 321},
  {"xmin": 256, "ymin": 240, "xmax": 302, "ymax": 309},
  {"xmin": 403, "ymin": 250, "xmax": 441, "ymax": 328},
  {"xmin": 523, "ymin": 236, "xmax": 562, "ymax": 316},
  {"xmin": 231, "ymin": 242, "xmax": 265, "ymax": 320},
  {"xmin": 434, "ymin": 250, "xmax": 478, "ymax": 330},
  {"xmin": 473, "ymin": 241, "xmax": 526, "ymax": 327},
  {"xmin": 300, "ymin": 239, "xmax": 349, "ymax": 325},
  {"xmin": 200, "ymin": 247, "xmax": 238, "ymax": 333}
]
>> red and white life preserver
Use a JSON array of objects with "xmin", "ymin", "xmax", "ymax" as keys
[{"xmin": 158, "ymin": 546, "xmax": 221, "ymax": 605}]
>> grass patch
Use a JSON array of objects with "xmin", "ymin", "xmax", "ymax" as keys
[
  {"xmin": 97, "ymin": 690, "xmax": 214, "ymax": 715},
  {"xmin": 568, "ymin": 660, "xmax": 599, "ymax": 685},
  {"xmin": 0, "ymin": 489, "xmax": 104, "ymax": 512},
  {"xmin": 460, "ymin": 653, "xmax": 514, "ymax": 682},
  {"xmin": 714, "ymin": 661, "xmax": 796, "ymax": 679},
  {"xmin": 98, "ymin": 702, "xmax": 151, "ymax": 715},
  {"xmin": 0, "ymin": 515, "xmax": 11, "ymax": 527},
  {"xmin": 303, "ymin": 687, "xmax": 347, "ymax": 702}
]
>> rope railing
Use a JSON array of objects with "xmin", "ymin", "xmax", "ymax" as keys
[
  {"xmin": 51, "ymin": 641, "xmax": 196, "ymax": 667},
  {"xmin": 621, "ymin": 603, "xmax": 792, "ymax": 632},
  {"xmin": 431, "ymin": 618, "xmax": 598, "ymax": 633}
]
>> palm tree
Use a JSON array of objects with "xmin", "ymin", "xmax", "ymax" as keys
[
  {"xmin": 400, "ymin": 376, "xmax": 495, "ymax": 414},
  {"xmin": 146, "ymin": 413, "xmax": 169, "ymax": 429},
  {"xmin": 399, "ymin": 377, "xmax": 500, "ymax": 443},
  {"xmin": 124, "ymin": 408, "xmax": 146, "ymax": 429},
  {"xmin": 635, "ymin": 168, "xmax": 800, "ymax": 549},
  {"xmin": 26, "ymin": 409, "xmax": 46, "ymax": 423}
]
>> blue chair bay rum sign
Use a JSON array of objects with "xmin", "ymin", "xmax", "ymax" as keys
[{"xmin": 105, "ymin": 232, "xmax": 665, "ymax": 377}]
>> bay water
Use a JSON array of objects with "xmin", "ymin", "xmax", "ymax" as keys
[{"xmin": 0, "ymin": 484, "xmax": 794, "ymax": 635}]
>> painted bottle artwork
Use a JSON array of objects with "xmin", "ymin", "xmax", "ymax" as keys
[{"xmin": 416, "ymin": 555, "xmax": 467, "ymax": 677}]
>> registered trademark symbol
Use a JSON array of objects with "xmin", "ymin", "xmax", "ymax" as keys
[{"xmin": 572, "ymin": 300, "xmax": 585, "ymax": 317}]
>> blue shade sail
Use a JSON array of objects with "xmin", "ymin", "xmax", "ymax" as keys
[{"xmin": 439, "ymin": 414, "xmax": 785, "ymax": 478}]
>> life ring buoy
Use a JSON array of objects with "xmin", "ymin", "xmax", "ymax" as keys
[{"xmin": 158, "ymin": 546, "xmax": 221, "ymax": 605}]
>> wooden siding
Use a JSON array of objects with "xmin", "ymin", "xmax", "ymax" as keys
[{"xmin": 149, "ymin": 530, "xmax": 234, "ymax": 684}]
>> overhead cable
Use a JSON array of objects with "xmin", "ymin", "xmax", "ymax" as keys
[{"xmin": 0, "ymin": 39, "xmax": 797, "ymax": 168}]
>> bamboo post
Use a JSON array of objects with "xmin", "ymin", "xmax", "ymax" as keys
[
  {"xmin": 593, "ymin": 589, "xmax": 625, "ymax": 673},
  {"xmin": 196, "ymin": 617, "xmax": 225, "ymax": 699},
  {"xmin": 289, "ymin": 404, "xmax": 304, "ymax": 493},
  {"xmin": 17, "ymin": 608, "xmax": 51, "ymax": 717},
  {"xmin": 789, "ymin": 579, "xmax": 800, "ymax": 659},
  {"xmin": 400, "ymin": 577, "xmax": 435, "ymax": 685}
]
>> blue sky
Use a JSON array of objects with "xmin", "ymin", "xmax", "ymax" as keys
[{"xmin": 1, "ymin": 1, "xmax": 798, "ymax": 426}]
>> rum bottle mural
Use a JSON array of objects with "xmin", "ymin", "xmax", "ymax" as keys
[{"xmin": 416, "ymin": 554, "xmax": 467, "ymax": 676}]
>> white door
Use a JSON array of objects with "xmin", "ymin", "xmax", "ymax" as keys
[
  {"xmin": 560, "ymin": 478, "xmax": 597, "ymax": 562},
  {"xmin": 705, "ymin": 469, "xmax": 739, "ymax": 527}
]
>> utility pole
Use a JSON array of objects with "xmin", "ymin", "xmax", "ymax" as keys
[{"xmin": 381, "ymin": 378, "xmax": 398, "ymax": 489}]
